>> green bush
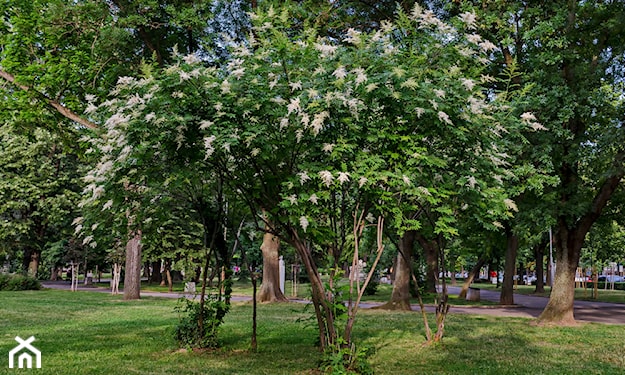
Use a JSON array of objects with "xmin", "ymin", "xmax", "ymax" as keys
[
  {"xmin": 0, "ymin": 273, "xmax": 41, "ymax": 291},
  {"xmin": 174, "ymin": 295, "xmax": 229, "ymax": 349}
]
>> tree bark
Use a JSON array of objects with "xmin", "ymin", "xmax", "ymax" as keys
[
  {"xmin": 459, "ymin": 255, "xmax": 487, "ymax": 299},
  {"xmin": 258, "ymin": 231, "xmax": 288, "ymax": 302},
  {"xmin": 418, "ymin": 234, "xmax": 438, "ymax": 293},
  {"xmin": 534, "ymin": 238, "xmax": 547, "ymax": 294},
  {"xmin": 538, "ymin": 164, "xmax": 623, "ymax": 324},
  {"xmin": 123, "ymin": 231, "xmax": 142, "ymax": 300},
  {"xmin": 24, "ymin": 249, "xmax": 40, "ymax": 278},
  {"xmin": 379, "ymin": 230, "xmax": 415, "ymax": 310},
  {"xmin": 500, "ymin": 226, "xmax": 518, "ymax": 305}
]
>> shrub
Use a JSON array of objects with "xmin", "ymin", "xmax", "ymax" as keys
[
  {"xmin": 174, "ymin": 295, "xmax": 229, "ymax": 349},
  {"xmin": 0, "ymin": 273, "xmax": 41, "ymax": 291}
]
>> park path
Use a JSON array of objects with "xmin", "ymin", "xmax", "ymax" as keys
[{"xmin": 41, "ymin": 281, "xmax": 625, "ymax": 325}]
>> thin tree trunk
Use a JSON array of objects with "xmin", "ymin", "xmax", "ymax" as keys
[
  {"xmin": 459, "ymin": 255, "xmax": 487, "ymax": 299},
  {"xmin": 500, "ymin": 226, "xmax": 518, "ymax": 305},
  {"xmin": 26, "ymin": 249, "xmax": 40, "ymax": 278},
  {"xmin": 288, "ymin": 229, "xmax": 336, "ymax": 351},
  {"xmin": 123, "ymin": 231, "xmax": 142, "ymax": 300},
  {"xmin": 378, "ymin": 231, "xmax": 415, "ymax": 310},
  {"xmin": 534, "ymin": 238, "xmax": 547, "ymax": 294},
  {"xmin": 258, "ymin": 231, "xmax": 287, "ymax": 302},
  {"xmin": 419, "ymin": 235, "xmax": 438, "ymax": 293}
]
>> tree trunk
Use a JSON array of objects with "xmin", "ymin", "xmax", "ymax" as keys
[
  {"xmin": 500, "ymin": 227, "xmax": 518, "ymax": 305},
  {"xmin": 459, "ymin": 255, "xmax": 487, "ymax": 299},
  {"xmin": 537, "ymin": 223, "xmax": 584, "ymax": 325},
  {"xmin": 288, "ymin": 228, "xmax": 336, "ymax": 351},
  {"xmin": 258, "ymin": 231, "xmax": 288, "ymax": 302},
  {"xmin": 418, "ymin": 235, "xmax": 438, "ymax": 293},
  {"xmin": 26, "ymin": 249, "xmax": 40, "ymax": 278},
  {"xmin": 149, "ymin": 261, "xmax": 162, "ymax": 283},
  {"xmin": 534, "ymin": 238, "xmax": 547, "ymax": 294},
  {"xmin": 123, "ymin": 231, "xmax": 142, "ymax": 300},
  {"xmin": 379, "ymin": 231, "xmax": 415, "ymax": 310}
]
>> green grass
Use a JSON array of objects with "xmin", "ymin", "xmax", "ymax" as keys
[{"xmin": 1, "ymin": 290, "xmax": 625, "ymax": 374}]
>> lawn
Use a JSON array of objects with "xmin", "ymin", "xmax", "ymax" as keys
[{"xmin": 1, "ymin": 290, "xmax": 625, "ymax": 374}]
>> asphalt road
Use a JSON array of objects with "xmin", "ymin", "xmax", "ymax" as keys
[{"xmin": 41, "ymin": 281, "xmax": 625, "ymax": 325}]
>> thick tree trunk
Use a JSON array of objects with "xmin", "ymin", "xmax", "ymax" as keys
[
  {"xmin": 258, "ymin": 231, "xmax": 288, "ymax": 302},
  {"xmin": 537, "ymin": 224, "xmax": 583, "ymax": 325},
  {"xmin": 379, "ymin": 231, "xmax": 415, "ymax": 310},
  {"xmin": 123, "ymin": 231, "xmax": 142, "ymax": 300},
  {"xmin": 500, "ymin": 227, "xmax": 518, "ymax": 305},
  {"xmin": 458, "ymin": 255, "xmax": 487, "ymax": 299},
  {"xmin": 418, "ymin": 235, "xmax": 438, "ymax": 293}
]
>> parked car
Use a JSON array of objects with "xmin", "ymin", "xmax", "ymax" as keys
[{"xmin": 598, "ymin": 275, "xmax": 623, "ymax": 282}]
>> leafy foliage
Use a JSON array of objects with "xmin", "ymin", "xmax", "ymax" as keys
[{"xmin": 173, "ymin": 296, "xmax": 229, "ymax": 349}]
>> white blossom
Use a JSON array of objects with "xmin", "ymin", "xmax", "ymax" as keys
[
  {"xmin": 183, "ymin": 53, "xmax": 201, "ymax": 65},
  {"xmin": 221, "ymin": 79, "xmax": 231, "ymax": 94},
  {"xmin": 311, "ymin": 111, "xmax": 328, "ymax": 135},
  {"xmin": 434, "ymin": 89, "xmax": 446, "ymax": 98},
  {"xmin": 251, "ymin": 148, "xmax": 260, "ymax": 157},
  {"xmin": 287, "ymin": 195, "xmax": 298, "ymax": 205},
  {"xmin": 230, "ymin": 68, "xmax": 245, "ymax": 79},
  {"xmin": 319, "ymin": 170, "xmax": 334, "ymax": 187},
  {"xmin": 74, "ymin": 224, "xmax": 83, "ymax": 235},
  {"xmin": 322, "ymin": 143, "xmax": 335, "ymax": 153},
  {"xmin": 520, "ymin": 112, "xmax": 537, "ymax": 123},
  {"xmin": 418, "ymin": 186, "xmax": 431, "ymax": 196},
  {"xmin": 332, "ymin": 66, "xmax": 348, "ymax": 80},
  {"xmin": 438, "ymin": 111, "xmax": 453, "ymax": 125},
  {"xmin": 337, "ymin": 172, "xmax": 350, "ymax": 184},
  {"xmin": 85, "ymin": 94, "xmax": 97, "ymax": 103},
  {"xmin": 298, "ymin": 171, "xmax": 311, "ymax": 185},
  {"xmin": 365, "ymin": 213, "xmax": 376, "ymax": 224},
  {"xmin": 415, "ymin": 107, "xmax": 425, "ymax": 118},
  {"xmin": 289, "ymin": 81, "xmax": 303, "ymax": 92},
  {"xmin": 352, "ymin": 68, "xmax": 367, "ymax": 85},
  {"xmin": 365, "ymin": 83, "xmax": 378, "ymax": 93},
  {"xmin": 466, "ymin": 33, "xmax": 482, "ymax": 44},
  {"xmin": 82, "ymin": 235, "xmax": 94, "ymax": 246},
  {"xmin": 287, "ymin": 97, "xmax": 301, "ymax": 115},
  {"xmin": 343, "ymin": 28, "xmax": 362, "ymax": 45},
  {"xmin": 460, "ymin": 78, "xmax": 476, "ymax": 91},
  {"xmin": 85, "ymin": 103, "xmax": 98, "ymax": 114},
  {"xmin": 467, "ymin": 176, "xmax": 478, "ymax": 188},
  {"xmin": 199, "ymin": 120, "xmax": 214, "ymax": 130},
  {"xmin": 72, "ymin": 217, "xmax": 84, "ymax": 226},
  {"xmin": 299, "ymin": 216, "xmax": 309, "ymax": 232},
  {"xmin": 529, "ymin": 122, "xmax": 548, "ymax": 131},
  {"xmin": 358, "ymin": 176, "xmax": 368, "ymax": 188},
  {"xmin": 103, "ymin": 199, "xmax": 113, "ymax": 211},
  {"xmin": 458, "ymin": 12, "xmax": 477, "ymax": 29},
  {"xmin": 172, "ymin": 91, "xmax": 184, "ymax": 98},
  {"xmin": 504, "ymin": 198, "xmax": 518, "ymax": 212},
  {"xmin": 479, "ymin": 40, "xmax": 498, "ymax": 52},
  {"xmin": 145, "ymin": 112, "xmax": 156, "ymax": 122},
  {"xmin": 402, "ymin": 175, "xmax": 411, "ymax": 185},
  {"xmin": 315, "ymin": 42, "xmax": 338, "ymax": 58},
  {"xmin": 204, "ymin": 135, "xmax": 216, "ymax": 158},
  {"xmin": 116, "ymin": 76, "xmax": 135, "ymax": 86},
  {"xmin": 308, "ymin": 194, "xmax": 319, "ymax": 205},
  {"xmin": 493, "ymin": 221, "xmax": 504, "ymax": 229}
]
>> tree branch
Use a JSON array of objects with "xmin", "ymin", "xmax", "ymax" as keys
[{"xmin": 0, "ymin": 68, "xmax": 98, "ymax": 130}]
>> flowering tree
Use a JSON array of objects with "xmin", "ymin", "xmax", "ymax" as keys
[{"xmin": 85, "ymin": 3, "xmax": 535, "ymax": 357}]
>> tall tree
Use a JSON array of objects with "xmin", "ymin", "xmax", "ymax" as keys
[
  {"xmin": 460, "ymin": 0, "xmax": 625, "ymax": 324},
  {"xmin": 0, "ymin": 125, "xmax": 83, "ymax": 277}
]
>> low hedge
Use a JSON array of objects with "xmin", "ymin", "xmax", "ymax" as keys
[{"xmin": 0, "ymin": 273, "xmax": 41, "ymax": 291}]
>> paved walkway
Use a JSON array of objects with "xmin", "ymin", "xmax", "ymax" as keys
[{"xmin": 42, "ymin": 281, "xmax": 625, "ymax": 325}]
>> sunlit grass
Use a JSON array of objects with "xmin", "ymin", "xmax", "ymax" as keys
[{"xmin": 1, "ymin": 289, "xmax": 625, "ymax": 374}]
